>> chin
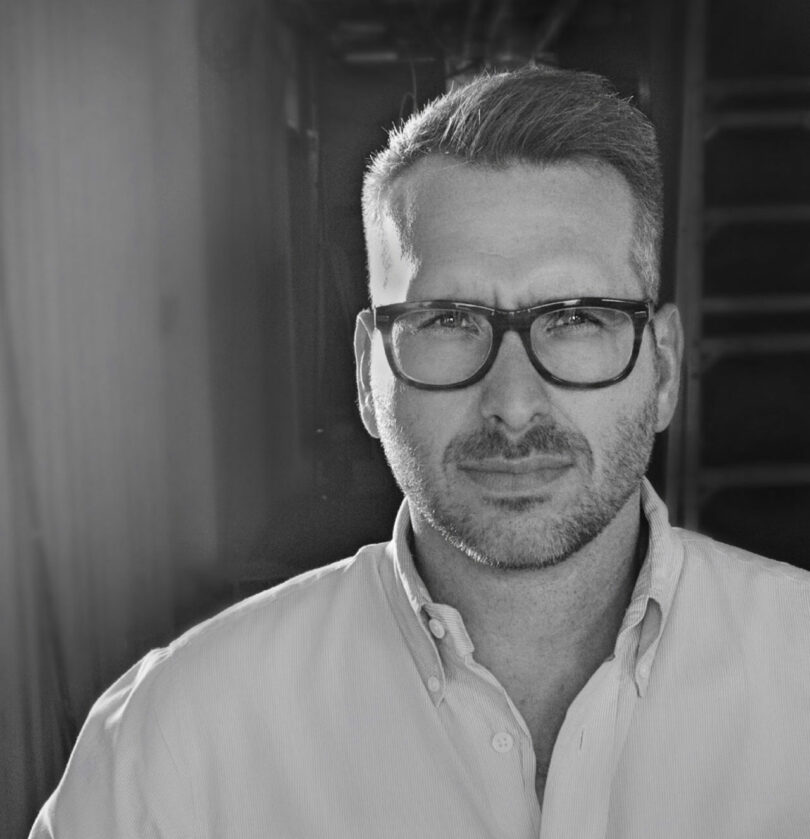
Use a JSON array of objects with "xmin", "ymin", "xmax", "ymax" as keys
[
  {"xmin": 440, "ymin": 520, "xmax": 585, "ymax": 571},
  {"xmin": 482, "ymin": 494, "xmax": 554, "ymax": 514},
  {"xmin": 424, "ymin": 477, "xmax": 637, "ymax": 571}
]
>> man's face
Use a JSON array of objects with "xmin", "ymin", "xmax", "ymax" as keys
[{"xmin": 356, "ymin": 158, "xmax": 681, "ymax": 570}]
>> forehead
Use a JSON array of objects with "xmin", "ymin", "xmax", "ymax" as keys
[{"xmin": 368, "ymin": 157, "xmax": 641, "ymax": 307}]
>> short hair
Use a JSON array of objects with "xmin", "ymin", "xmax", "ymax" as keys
[{"xmin": 362, "ymin": 64, "xmax": 663, "ymax": 301}]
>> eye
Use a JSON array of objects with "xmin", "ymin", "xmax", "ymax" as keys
[
  {"xmin": 547, "ymin": 308, "xmax": 604, "ymax": 331},
  {"xmin": 421, "ymin": 310, "xmax": 482, "ymax": 333},
  {"xmin": 537, "ymin": 306, "xmax": 631, "ymax": 342},
  {"xmin": 432, "ymin": 312, "xmax": 464, "ymax": 328}
]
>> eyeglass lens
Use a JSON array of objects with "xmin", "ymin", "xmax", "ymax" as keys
[{"xmin": 390, "ymin": 306, "xmax": 636, "ymax": 386}]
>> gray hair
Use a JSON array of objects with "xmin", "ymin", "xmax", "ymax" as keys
[{"xmin": 362, "ymin": 65, "xmax": 662, "ymax": 301}]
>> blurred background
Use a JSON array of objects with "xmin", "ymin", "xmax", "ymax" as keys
[{"xmin": 2, "ymin": 0, "xmax": 809, "ymax": 834}]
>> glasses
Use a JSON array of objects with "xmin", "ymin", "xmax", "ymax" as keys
[{"xmin": 360, "ymin": 297, "xmax": 654, "ymax": 390}]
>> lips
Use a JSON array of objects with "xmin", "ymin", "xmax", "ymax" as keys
[{"xmin": 457, "ymin": 454, "xmax": 573, "ymax": 494}]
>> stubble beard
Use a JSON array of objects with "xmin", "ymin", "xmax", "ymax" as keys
[{"xmin": 376, "ymin": 388, "xmax": 658, "ymax": 571}]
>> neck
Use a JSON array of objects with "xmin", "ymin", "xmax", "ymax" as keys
[{"xmin": 410, "ymin": 492, "xmax": 645, "ymax": 669}]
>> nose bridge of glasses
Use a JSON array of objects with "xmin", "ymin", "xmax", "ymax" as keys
[
  {"xmin": 487, "ymin": 322, "xmax": 542, "ymax": 380},
  {"xmin": 488, "ymin": 309, "xmax": 541, "ymax": 364},
  {"xmin": 488, "ymin": 308, "xmax": 537, "ymax": 343}
]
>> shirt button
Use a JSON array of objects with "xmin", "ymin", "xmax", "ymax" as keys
[
  {"xmin": 428, "ymin": 618, "xmax": 446, "ymax": 639},
  {"xmin": 491, "ymin": 732, "xmax": 514, "ymax": 753},
  {"xmin": 427, "ymin": 676, "xmax": 441, "ymax": 693}
]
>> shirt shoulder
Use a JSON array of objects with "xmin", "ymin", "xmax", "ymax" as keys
[
  {"xmin": 675, "ymin": 526, "xmax": 810, "ymax": 588},
  {"xmin": 672, "ymin": 527, "xmax": 810, "ymax": 646},
  {"xmin": 30, "ymin": 542, "xmax": 394, "ymax": 838},
  {"xmin": 164, "ymin": 540, "xmax": 393, "ymax": 681},
  {"xmin": 93, "ymin": 538, "xmax": 395, "ymax": 725}
]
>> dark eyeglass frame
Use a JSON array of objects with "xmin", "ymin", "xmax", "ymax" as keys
[{"xmin": 360, "ymin": 297, "xmax": 655, "ymax": 391}]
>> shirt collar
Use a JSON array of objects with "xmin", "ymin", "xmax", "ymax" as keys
[
  {"xmin": 388, "ymin": 477, "xmax": 684, "ymax": 699},
  {"xmin": 391, "ymin": 500, "xmax": 432, "ymax": 615},
  {"xmin": 616, "ymin": 479, "xmax": 685, "ymax": 696},
  {"xmin": 382, "ymin": 503, "xmax": 446, "ymax": 705}
]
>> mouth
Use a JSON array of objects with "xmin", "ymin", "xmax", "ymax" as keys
[{"xmin": 456, "ymin": 455, "xmax": 574, "ymax": 495}]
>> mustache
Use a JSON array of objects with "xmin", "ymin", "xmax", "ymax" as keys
[{"xmin": 444, "ymin": 423, "xmax": 592, "ymax": 464}]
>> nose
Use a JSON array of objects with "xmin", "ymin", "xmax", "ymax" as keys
[{"xmin": 478, "ymin": 330, "xmax": 554, "ymax": 433}]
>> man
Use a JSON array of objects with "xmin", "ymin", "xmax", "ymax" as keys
[{"xmin": 31, "ymin": 66, "xmax": 810, "ymax": 839}]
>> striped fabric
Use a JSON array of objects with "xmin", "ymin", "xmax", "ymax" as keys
[{"xmin": 31, "ymin": 481, "xmax": 810, "ymax": 838}]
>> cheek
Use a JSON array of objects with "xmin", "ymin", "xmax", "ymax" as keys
[
  {"xmin": 562, "ymin": 380, "xmax": 655, "ymax": 451},
  {"xmin": 371, "ymin": 377, "xmax": 470, "ymax": 458}
]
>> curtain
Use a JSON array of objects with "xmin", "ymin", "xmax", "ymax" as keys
[{"xmin": 0, "ymin": 0, "xmax": 260, "ymax": 833}]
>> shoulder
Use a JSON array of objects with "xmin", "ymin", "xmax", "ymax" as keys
[
  {"xmin": 31, "ymin": 544, "xmax": 395, "ymax": 835},
  {"xmin": 672, "ymin": 527, "xmax": 810, "ymax": 635},
  {"xmin": 675, "ymin": 527, "xmax": 810, "ymax": 587},
  {"xmin": 163, "ymin": 541, "xmax": 392, "ymax": 681},
  {"xmin": 78, "ymin": 541, "xmax": 393, "ymax": 740}
]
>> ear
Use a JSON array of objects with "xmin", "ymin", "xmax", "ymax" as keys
[
  {"xmin": 354, "ymin": 311, "xmax": 380, "ymax": 439},
  {"xmin": 651, "ymin": 303, "xmax": 684, "ymax": 432}
]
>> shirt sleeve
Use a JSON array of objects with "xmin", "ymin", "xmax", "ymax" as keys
[{"xmin": 28, "ymin": 648, "xmax": 195, "ymax": 839}]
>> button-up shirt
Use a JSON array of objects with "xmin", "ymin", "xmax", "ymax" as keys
[{"xmin": 30, "ymin": 480, "xmax": 810, "ymax": 838}]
